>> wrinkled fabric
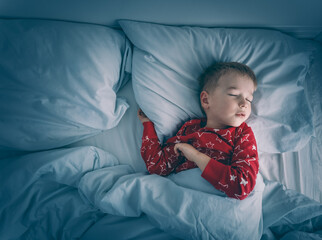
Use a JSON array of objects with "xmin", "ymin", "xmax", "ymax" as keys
[
  {"xmin": 0, "ymin": 146, "xmax": 320, "ymax": 240},
  {"xmin": 0, "ymin": 19, "xmax": 131, "ymax": 151},
  {"xmin": 120, "ymin": 20, "xmax": 315, "ymax": 153},
  {"xmin": 140, "ymin": 120, "xmax": 259, "ymax": 200},
  {"xmin": 79, "ymin": 170, "xmax": 265, "ymax": 240}
]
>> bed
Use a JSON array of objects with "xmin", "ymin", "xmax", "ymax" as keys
[{"xmin": 0, "ymin": 1, "xmax": 322, "ymax": 239}]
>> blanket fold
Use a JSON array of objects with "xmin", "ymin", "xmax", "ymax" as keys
[{"xmin": 1, "ymin": 146, "xmax": 321, "ymax": 240}]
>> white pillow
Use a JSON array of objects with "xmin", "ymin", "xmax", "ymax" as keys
[
  {"xmin": 120, "ymin": 20, "xmax": 315, "ymax": 153},
  {"xmin": 0, "ymin": 19, "xmax": 132, "ymax": 151}
]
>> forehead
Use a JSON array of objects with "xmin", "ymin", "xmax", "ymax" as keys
[{"xmin": 218, "ymin": 71, "xmax": 255, "ymax": 92}]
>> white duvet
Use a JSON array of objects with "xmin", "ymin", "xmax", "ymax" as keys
[{"xmin": 0, "ymin": 146, "xmax": 321, "ymax": 240}]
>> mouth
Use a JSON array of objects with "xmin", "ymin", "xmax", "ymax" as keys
[{"xmin": 236, "ymin": 113, "xmax": 246, "ymax": 118}]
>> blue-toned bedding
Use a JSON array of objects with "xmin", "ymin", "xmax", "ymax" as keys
[
  {"xmin": 0, "ymin": 146, "xmax": 321, "ymax": 240},
  {"xmin": 0, "ymin": 18, "xmax": 322, "ymax": 240}
]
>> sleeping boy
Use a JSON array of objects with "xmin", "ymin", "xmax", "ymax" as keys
[{"xmin": 138, "ymin": 62, "xmax": 259, "ymax": 200}]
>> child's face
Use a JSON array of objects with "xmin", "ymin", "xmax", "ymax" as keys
[{"xmin": 201, "ymin": 71, "xmax": 255, "ymax": 129}]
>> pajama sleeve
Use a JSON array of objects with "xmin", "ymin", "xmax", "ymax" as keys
[
  {"xmin": 201, "ymin": 124, "xmax": 259, "ymax": 200},
  {"xmin": 140, "ymin": 121, "xmax": 185, "ymax": 176}
]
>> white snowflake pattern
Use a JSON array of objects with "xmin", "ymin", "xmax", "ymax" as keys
[
  {"xmin": 146, "ymin": 154, "xmax": 152, "ymax": 162},
  {"xmin": 205, "ymin": 149, "xmax": 214, "ymax": 157},
  {"xmin": 141, "ymin": 146, "xmax": 146, "ymax": 153},
  {"xmin": 197, "ymin": 132, "xmax": 205, "ymax": 138},
  {"xmin": 142, "ymin": 136, "xmax": 150, "ymax": 143},
  {"xmin": 215, "ymin": 136, "xmax": 222, "ymax": 143},
  {"xmin": 221, "ymin": 130, "xmax": 231, "ymax": 139},
  {"xmin": 159, "ymin": 162, "xmax": 167, "ymax": 175},
  {"xmin": 236, "ymin": 156, "xmax": 257, "ymax": 166},
  {"xmin": 233, "ymin": 145, "xmax": 243, "ymax": 157},
  {"xmin": 192, "ymin": 125, "xmax": 198, "ymax": 132},
  {"xmin": 177, "ymin": 129, "xmax": 183, "ymax": 135},
  {"xmin": 240, "ymin": 178, "xmax": 248, "ymax": 186},
  {"xmin": 252, "ymin": 145, "xmax": 256, "ymax": 151},
  {"xmin": 206, "ymin": 142, "xmax": 215, "ymax": 148},
  {"xmin": 217, "ymin": 155, "xmax": 226, "ymax": 161},
  {"xmin": 193, "ymin": 140, "xmax": 201, "ymax": 149},
  {"xmin": 148, "ymin": 140, "xmax": 155, "ymax": 150},
  {"xmin": 230, "ymin": 174, "xmax": 237, "ymax": 181},
  {"xmin": 168, "ymin": 154, "xmax": 178, "ymax": 163},
  {"xmin": 218, "ymin": 182, "xmax": 229, "ymax": 189},
  {"xmin": 147, "ymin": 161, "xmax": 155, "ymax": 171},
  {"xmin": 234, "ymin": 193, "xmax": 244, "ymax": 200},
  {"xmin": 235, "ymin": 127, "xmax": 243, "ymax": 139},
  {"xmin": 241, "ymin": 134, "xmax": 250, "ymax": 143}
]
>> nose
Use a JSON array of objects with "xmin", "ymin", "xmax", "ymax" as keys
[{"xmin": 239, "ymin": 98, "xmax": 247, "ymax": 108}]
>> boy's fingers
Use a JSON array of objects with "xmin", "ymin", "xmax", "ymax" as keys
[
  {"xmin": 138, "ymin": 109, "xmax": 146, "ymax": 117},
  {"xmin": 174, "ymin": 144, "xmax": 183, "ymax": 156},
  {"xmin": 174, "ymin": 145, "xmax": 179, "ymax": 156}
]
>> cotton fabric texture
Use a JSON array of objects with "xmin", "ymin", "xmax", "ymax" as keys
[
  {"xmin": 0, "ymin": 19, "xmax": 132, "ymax": 151},
  {"xmin": 119, "ymin": 20, "xmax": 315, "ymax": 153},
  {"xmin": 141, "ymin": 119, "xmax": 259, "ymax": 200}
]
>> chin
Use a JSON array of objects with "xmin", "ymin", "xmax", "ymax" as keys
[{"xmin": 230, "ymin": 122, "xmax": 243, "ymax": 127}]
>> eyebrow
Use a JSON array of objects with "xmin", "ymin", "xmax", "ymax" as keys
[
  {"xmin": 226, "ymin": 86, "xmax": 254, "ymax": 96},
  {"xmin": 227, "ymin": 87, "xmax": 238, "ymax": 90}
]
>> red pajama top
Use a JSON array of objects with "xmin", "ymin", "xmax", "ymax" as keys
[{"xmin": 140, "ymin": 119, "xmax": 259, "ymax": 200}]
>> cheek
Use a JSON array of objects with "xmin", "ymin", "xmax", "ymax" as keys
[
  {"xmin": 215, "ymin": 102, "xmax": 235, "ymax": 117},
  {"xmin": 246, "ymin": 105, "xmax": 252, "ymax": 116},
  {"xmin": 211, "ymin": 96, "xmax": 236, "ymax": 113},
  {"xmin": 221, "ymin": 99, "xmax": 236, "ymax": 111}
]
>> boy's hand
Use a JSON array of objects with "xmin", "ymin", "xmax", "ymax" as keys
[
  {"xmin": 174, "ymin": 143, "xmax": 211, "ymax": 172},
  {"xmin": 174, "ymin": 143, "xmax": 200, "ymax": 162},
  {"xmin": 138, "ymin": 108, "xmax": 151, "ymax": 123}
]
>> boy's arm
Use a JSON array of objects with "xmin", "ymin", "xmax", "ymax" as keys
[
  {"xmin": 174, "ymin": 143, "xmax": 210, "ymax": 171},
  {"xmin": 200, "ymin": 124, "xmax": 259, "ymax": 200},
  {"xmin": 141, "ymin": 121, "xmax": 184, "ymax": 176}
]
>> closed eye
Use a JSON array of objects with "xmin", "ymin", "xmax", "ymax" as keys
[{"xmin": 229, "ymin": 94, "xmax": 253, "ymax": 103}]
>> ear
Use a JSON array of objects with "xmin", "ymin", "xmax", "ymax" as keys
[{"xmin": 200, "ymin": 91, "xmax": 209, "ymax": 110}]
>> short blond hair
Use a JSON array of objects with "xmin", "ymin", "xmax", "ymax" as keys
[{"xmin": 199, "ymin": 62, "xmax": 257, "ymax": 92}]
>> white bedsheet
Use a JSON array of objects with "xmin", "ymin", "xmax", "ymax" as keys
[
  {"xmin": 1, "ymin": 146, "xmax": 321, "ymax": 240},
  {"xmin": 68, "ymin": 80, "xmax": 146, "ymax": 172},
  {"xmin": 70, "ymin": 78, "xmax": 322, "ymax": 204},
  {"xmin": 259, "ymin": 137, "xmax": 322, "ymax": 203},
  {"xmin": 259, "ymin": 45, "xmax": 322, "ymax": 203}
]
